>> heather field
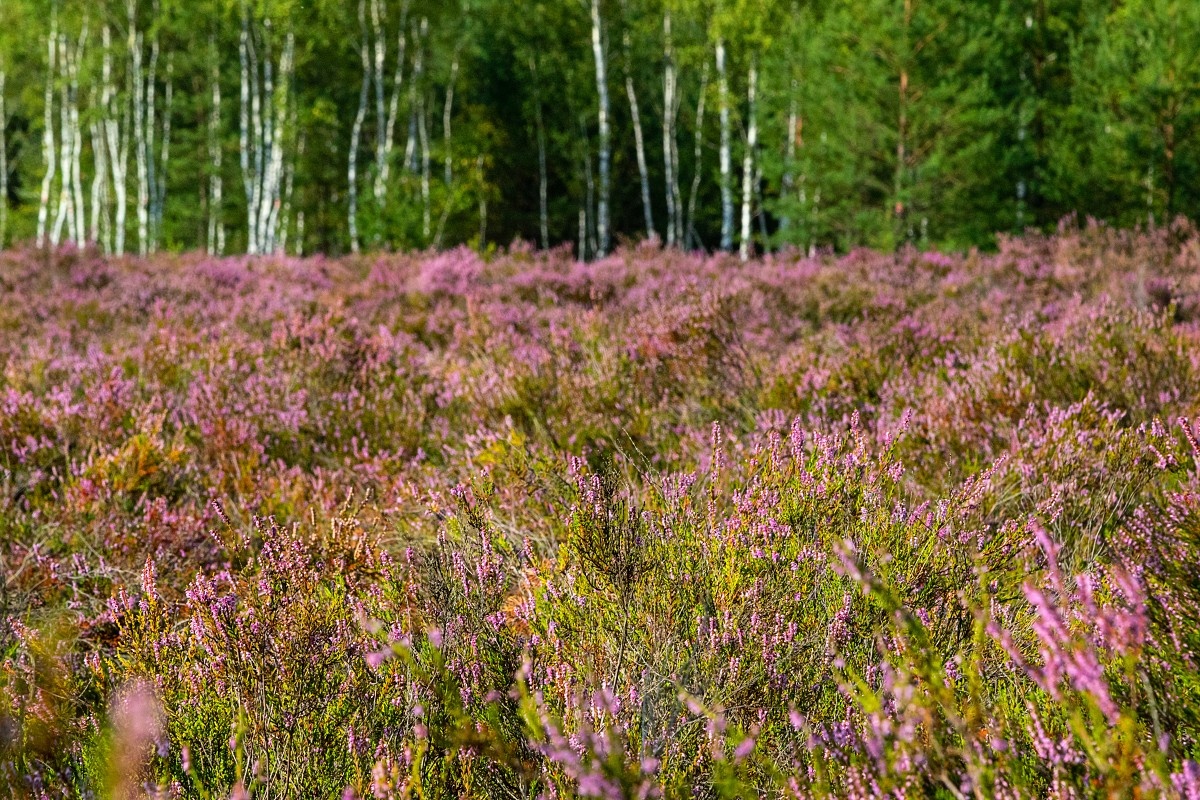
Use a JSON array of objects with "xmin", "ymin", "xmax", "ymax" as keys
[{"xmin": 4, "ymin": 223, "xmax": 1200, "ymax": 798}]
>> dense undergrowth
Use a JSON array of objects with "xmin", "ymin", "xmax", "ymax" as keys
[{"xmin": 3, "ymin": 221, "xmax": 1200, "ymax": 798}]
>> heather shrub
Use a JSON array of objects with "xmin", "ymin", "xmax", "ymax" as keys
[{"xmin": 3, "ymin": 225, "xmax": 1200, "ymax": 797}]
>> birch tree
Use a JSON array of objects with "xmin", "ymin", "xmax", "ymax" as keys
[
  {"xmin": 36, "ymin": 10, "xmax": 57, "ymax": 248},
  {"xmin": 238, "ymin": 2, "xmax": 295, "ymax": 255},
  {"xmin": 207, "ymin": 34, "xmax": 225, "ymax": 255},
  {"xmin": 0, "ymin": 71, "xmax": 7, "ymax": 248},
  {"xmin": 715, "ymin": 37, "xmax": 732, "ymax": 250},
  {"xmin": 619, "ymin": 0, "xmax": 654, "ymax": 240},
  {"xmin": 529, "ymin": 56, "xmax": 550, "ymax": 249},
  {"xmin": 101, "ymin": 23, "xmax": 130, "ymax": 255},
  {"xmin": 739, "ymin": 56, "xmax": 757, "ymax": 260},
  {"xmin": 685, "ymin": 61, "xmax": 708, "ymax": 249},
  {"xmin": 348, "ymin": 0, "xmax": 370, "ymax": 252},
  {"xmin": 588, "ymin": 0, "xmax": 611, "ymax": 256},
  {"xmin": 662, "ymin": 7, "xmax": 683, "ymax": 246},
  {"xmin": 51, "ymin": 17, "xmax": 87, "ymax": 247},
  {"xmin": 152, "ymin": 53, "xmax": 172, "ymax": 250}
]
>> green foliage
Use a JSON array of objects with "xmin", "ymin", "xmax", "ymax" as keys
[{"xmin": 1, "ymin": 0, "xmax": 1199, "ymax": 254}]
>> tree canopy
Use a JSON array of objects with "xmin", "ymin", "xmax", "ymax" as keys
[{"xmin": 0, "ymin": 0, "xmax": 1196, "ymax": 256}]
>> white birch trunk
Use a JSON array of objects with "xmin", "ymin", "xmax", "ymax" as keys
[
  {"xmin": 578, "ymin": 114, "xmax": 596, "ymax": 258},
  {"xmin": 739, "ymin": 60, "xmax": 757, "ymax": 261},
  {"xmin": 130, "ymin": 2, "xmax": 150, "ymax": 254},
  {"xmin": 0, "ymin": 68, "xmax": 24, "ymax": 249},
  {"xmin": 238, "ymin": 7, "xmax": 292, "ymax": 254},
  {"xmin": 144, "ymin": 33, "xmax": 159, "ymax": 252},
  {"xmin": 369, "ymin": 0, "xmax": 386, "ymax": 203},
  {"xmin": 89, "ymin": 116, "xmax": 108, "ymax": 248},
  {"xmin": 153, "ymin": 55, "xmax": 173, "ymax": 251},
  {"xmin": 0, "ymin": 72, "xmax": 7, "ymax": 249},
  {"xmin": 280, "ymin": 127, "xmax": 300, "ymax": 255},
  {"xmin": 53, "ymin": 28, "xmax": 87, "ymax": 247},
  {"xmin": 780, "ymin": 82, "xmax": 797, "ymax": 235},
  {"xmin": 348, "ymin": 0, "xmax": 370, "ymax": 253},
  {"xmin": 380, "ymin": 3, "xmax": 411, "ymax": 196},
  {"xmin": 619, "ymin": 2, "xmax": 653, "ymax": 240},
  {"xmin": 405, "ymin": 18, "xmax": 426, "ymax": 179},
  {"xmin": 264, "ymin": 32, "xmax": 294, "ymax": 254},
  {"xmin": 443, "ymin": 45, "xmax": 461, "ymax": 187},
  {"xmin": 102, "ymin": 25, "xmax": 129, "ymax": 256},
  {"xmin": 207, "ymin": 36, "xmax": 225, "ymax": 255},
  {"xmin": 589, "ymin": 0, "xmax": 610, "ymax": 256},
  {"xmin": 419, "ymin": 93, "xmax": 431, "ymax": 241},
  {"xmin": 68, "ymin": 27, "xmax": 87, "ymax": 246},
  {"xmin": 37, "ymin": 14, "xmax": 58, "ymax": 249},
  {"xmin": 686, "ymin": 62, "xmax": 709, "ymax": 250},
  {"xmin": 716, "ymin": 38, "xmax": 733, "ymax": 251},
  {"xmin": 238, "ymin": 7, "xmax": 255, "ymax": 253},
  {"xmin": 529, "ymin": 57, "xmax": 550, "ymax": 250},
  {"xmin": 662, "ymin": 10, "xmax": 682, "ymax": 246}
]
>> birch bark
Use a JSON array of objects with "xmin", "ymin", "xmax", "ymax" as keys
[
  {"xmin": 739, "ymin": 59, "xmax": 757, "ymax": 261},
  {"xmin": 589, "ymin": 0, "xmax": 611, "ymax": 256},
  {"xmin": 529, "ymin": 57, "xmax": 550, "ymax": 250},
  {"xmin": 0, "ymin": 72, "xmax": 7, "ymax": 248},
  {"xmin": 716, "ymin": 38, "xmax": 733, "ymax": 251},
  {"xmin": 685, "ymin": 62, "xmax": 708, "ymax": 250},
  {"xmin": 207, "ymin": 36, "xmax": 225, "ymax": 255},
  {"xmin": 37, "ymin": 14, "xmax": 57, "ymax": 249},
  {"xmin": 348, "ymin": 0, "xmax": 370, "ymax": 252},
  {"xmin": 662, "ymin": 10, "xmax": 682, "ymax": 246},
  {"xmin": 102, "ymin": 25, "xmax": 129, "ymax": 255},
  {"xmin": 620, "ymin": 2, "xmax": 654, "ymax": 239}
]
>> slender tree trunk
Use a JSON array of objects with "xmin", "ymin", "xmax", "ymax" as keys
[
  {"xmin": 739, "ymin": 59, "xmax": 757, "ymax": 261},
  {"xmin": 0, "ymin": 72, "xmax": 7, "ymax": 249},
  {"xmin": 68, "ymin": 26, "xmax": 88, "ymax": 246},
  {"xmin": 662, "ymin": 9, "xmax": 683, "ymax": 247},
  {"xmin": 780, "ymin": 81, "xmax": 797, "ymax": 235},
  {"xmin": 370, "ymin": 0, "xmax": 387, "ymax": 204},
  {"xmin": 893, "ymin": 0, "xmax": 912, "ymax": 245},
  {"xmin": 102, "ymin": 24, "xmax": 129, "ymax": 256},
  {"xmin": 620, "ymin": 2, "xmax": 654, "ymax": 240},
  {"xmin": 419, "ymin": 93, "xmax": 431, "ymax": 241},
  {"xmin": 237, "ymin": 4, "xmax": 294, "ymax": 255},
  {"xmin": 207, "ymin": 35, "xmax": 225, "ymax": 255},
  {"xmin": 348, "ymin": 0, "xmax": 370, "ymax": 253},
  {"xmin": 380, "ymin": 3, "xmax": 412, "ymax": 199},
  {"xmin": 405, "ymin": 19, "xmax": 425, "ymax": 176},
  {"xmin": 716, "ymin": 38, "xmax": 733, "ymax": 251},
  {"xmin": 54, "ymin": 27, "xmax": 87, "ymax": 247},
  {"xmin": 476, "ymin": 153, "xmax": 487, "ymax": 251},
  {"xmin": 266, "ymin": 32, "xmax": 294, "ymax": 254},
  {"xmin": 144, "ymin": 31, "xmax": 159, "ymax": 252},
  {"xmin": 238, "ymin": 6, "xmax": 255, "ymax": 253},
  {"xmin": 37, "ymin": 13, "xmax": 59, "ymax": 249},
  {"xmin": 530, "ymin": 59, "xmax": 550, "ymax": 250},
  {"xmin": 589, "ymin": 0, "xmax": 611, "ymax": 256},
  {"xmin": 686, "ymin": 61, "xmax": 709, "ymax": 251},
  {"xmin": 755, "ymin": 158, "xmax": 769, "ymax": 252},
  {"xmin": 578, "ymin": 205, "xmax": 587, "ymax": 259},
  {"xmin": 580, "ymin": 115, "xmax": 597, "ymax": 257},
  {"xmin": 154, "ymin": 55, "xmax": 173, "ymax": 251},
  {"xmin": 443, "ymin": 43, "xmax": 462, "ymax": 187},
  {"xmin": 280, "ymin": 126, "xmax": 301, "ymax": 255},
  {"xmin": 239, "ymin": 7, "xmax": 293, "ymax": 254},
  {"xmin": 89, "ymin": 114, "xmax": 108, "ymax": 248},
  {"xmin": 130, "ymin": 2, "xmax": 150, "ymax": 254}
]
